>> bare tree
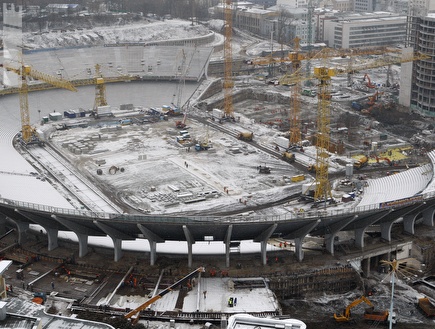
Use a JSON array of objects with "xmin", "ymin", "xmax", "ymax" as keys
[{"xmin": 276, "ymin": 8, "xmax": 295, "ymax": 48}]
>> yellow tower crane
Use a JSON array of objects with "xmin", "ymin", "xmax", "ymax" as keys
[
  {"xmin": 288, "ymin": 37, "xmax": 304, "ymax": 147},
  {"xmin": 93, "ymin": 64, "xmax": 108, "ymax": 115},
  {"xmin": 1, "ymin": 62, "xmax": 77, "ymax": 145},
  {"xmin": 222, "ymin": 0, "xmax": 235, "ymax": 121},
  {"xmin": 280, "ymin": 49, "xmax": 429, "ymax": 204}
]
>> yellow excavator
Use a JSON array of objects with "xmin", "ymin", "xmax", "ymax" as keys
[
  {"xmin": 124, "ymin": 267, "xmax": 205, "ymax": 324},
  {"xmin": 334, "ymin": 295, "xmax": 374, "ymax": 322}
]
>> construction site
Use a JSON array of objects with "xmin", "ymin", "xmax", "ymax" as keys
[{"xmin": 1, "ymin": 3, "xmax": 435, "ymax": 329}]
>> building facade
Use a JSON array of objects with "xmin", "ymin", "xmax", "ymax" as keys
[
  {"xmin": 408, "ymin": 14, "xmax": 435, "ymax": 117},
  {"xmin": 323, "ymin": 12, "xmax": 407, "ymax": 48},
  {"xmin": 332, "ymin": 0, "xmax": 353, "ymax": 12},
  {"xmin": 354, "ymin": 0, "xmax": 377, "ymax": 12}
]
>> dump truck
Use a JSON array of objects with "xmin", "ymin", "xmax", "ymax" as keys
[
  {"xmin": 363, "ymin": 309, "xmax": 396, "ymax": 324},
  {"xmin": 237, "ymin": 131, "xmax": 253, "ymax": 141},
  {"xmin": 354, "ymin": 155, "xmax": 368, "ymax": 169},
  {"xmin": 417, "ymin": 297, "xmax": 435, "ymax": 317},
  {"xmin": 282, "ymin": 151, "xmax": 295, "ymax": 163}
]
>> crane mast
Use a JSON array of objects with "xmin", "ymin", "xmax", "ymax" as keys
[
  {"xmin": 313, "ymin": 66, "xmax": 334, "ymax": 203},
  {"xmin": 289, "ymin": 37, "xmax": 303, "ymax": 146},
  {"xmin": 19, "ymin": 66, "xmax": 31, "ymax": 143},
  {"xmin": 93, "ymin": 64, "xmax": 108, "ymax": 114},
  {"xmin": 223, "ymin": 0, "xmax": 234, "ymax": 120}
]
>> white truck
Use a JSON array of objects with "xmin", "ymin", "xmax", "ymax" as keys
[
  {"xmin": 212, "ymin": 108, "xmax": 224, "ymax": 121},
  {"xmin": 274, "ymin": 136, "xmax": 290, "ymax": 150}
]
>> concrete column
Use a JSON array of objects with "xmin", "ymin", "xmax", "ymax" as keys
[
  {"xmin": 76, "ymin": 233, "xmax": 89, "ymax": 258},
  {"xmin": 137, "ymin": 224, "xmax": 164, "ymax": 266},
  {"xmin": 255, "ymin": 224, "xmax": 277, "ymax": 266},
  {"xmin": 294, "ymin": 238, "xmax": 304, "ymax": 261},
  {"xmin": 380, "ymin": 221, "xmax": 394, "ymax": 242},
  {"xmin": 324, "ymin": 234, "xmax": 335, "ymax": 255},
  {"xmin": 149, "ymin": 240, "xmax": 157, "ymax": 266},
  {"xmin": 224, "ymin": 225, "xmax": 233, "ymax": 268},
  {"xmin": 0, "ymin": 215, "xmax": 6, "ymax": 235},
  {"xmin": 355, "ymin": 227, "xmax": 366, "ymax": 249},
  {"xmin": 13, "ymin": 220, "xmax": 29, "ymax": 246},
  {"xmin": 260, "ymin": 240, "xmax": 268, "ymax": 266},
  {"xmin": 52, "ymin": 214, "xmax": 91, "ymax": 258},
  {"xmin": 323, "ymin": 216, "xmax": 358, "ymax": 256},
  {"xmin": 46, "ymin": 227, "xmax": 59, "ymax": 251},
  {"xmin": 183, "ymin": 225, "xmax": 194, "ymax": 268},
  {"xmin": 287, "ymin": 219, "xmax": 320, "ymax": 261},
  {"xmin": 112, "ymin": 238, "xmax": 123, "ymax": 262},
  {"xmin": 93, "ymin": 220, "xmax": 130, "ymax": 262},
  {"xmin": 422, "ymin": 208, "xmax": 435, "ymax": 227},
  {"xmin": 403, "ymin": 213, "xmax": 418, "ymax": 235},
  {"xmin": 361, "ymin": 257, "xmax": 371, "ymax": 278}
]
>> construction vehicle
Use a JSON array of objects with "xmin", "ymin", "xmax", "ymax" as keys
[
  {"xmin": 195, "ymin": 143, "xmax": 210, "ymax": 151},
  {"xmin": 307, "ymin": 163, "xmax": 327, "ymax": 173},
  {"xmin": 1, "ymin": 62, "xmax": 77, "ymax": 145},
  {"xmin": 333, "ymin": 295, "xmax": 374, "ymax": 322},
  {"xmin": 301, "ymin": 89, "xmax": 316, "ymax": 97},
  {"xmin": 282, "ymin": 151, "xmax": 296, "ymax": 163},
  {"xmin": 291, "ymin": 174, "xmax": 305, "ymax": 182},
  {"xmin": 195, "ymin": 127, "xmax": 211, "ymax": 151},
  {"xmin": 351, "ymin": 101, "xmax": 364, "ymax": 111},
  {"xmin": 32, "ymin": 292, "xmax": 47, "ymax": 305},
  {"xmin": 125, "ymin": 267, "xmax": 205, "ymax": 323},
  {"xmin": 363, "ymin": 309, "xmax": 396, "ymax": 324},
  {"xmin": 258, "ymin": 165, "xmax": 271, "ymax": 174},
  {"xmin": 354, "ymin": 155, "xmax": 369, "ymax": 169},
  {"xmin": 417, "ymin": 297, "xmax": 435, "ymax": 317},
  {"xmin": 363, "ymin": 73, "xmax": 376, "ymax": 88},
  {"xmin": 237, "ymin": 131, "xmax": 253, "ymax": 141},
  {"xmin": 176, "ymin": 111, "xmax": 188, "ymax": 129},
  {"xmin": 375, "ymin": 156, "xmax": 392, "ymax": 166}
]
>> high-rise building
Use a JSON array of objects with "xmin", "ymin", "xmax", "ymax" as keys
[{"xmin": 407, "ymin": 13, "xmax": 435, "ymax": 117}]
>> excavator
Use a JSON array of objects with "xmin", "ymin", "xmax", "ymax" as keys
[
  {"xmin": 363, "ymin": 73, "xmax": 376, "ymax": 88},
  {"xmin": 175, "ymin": 111, "xmax": 188, "ymax": 129},
  {"xmin": 124, "ymin": 266, "xmax": 205, "ymax": 324},
  {"xmin": 334, "ymin": 295, "xmax": 374, "ymax": 322}
]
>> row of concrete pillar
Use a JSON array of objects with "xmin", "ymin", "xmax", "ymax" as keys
[{"xmin": 1, "ymin": 206, "xmax": 434, "ymax": 268}]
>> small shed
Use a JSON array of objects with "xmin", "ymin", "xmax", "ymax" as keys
[{"xmin": 49, "ymin": 112, "xmax": 62, "ymax": 121}]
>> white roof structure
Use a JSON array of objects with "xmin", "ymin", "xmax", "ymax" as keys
[
  {"xmin": 0, "ymin": 260, "xmax": 12, "ymax": 275},
  {"xmin": 357, "ymin": 160, "xmax": 433, "ymax": 208}
]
